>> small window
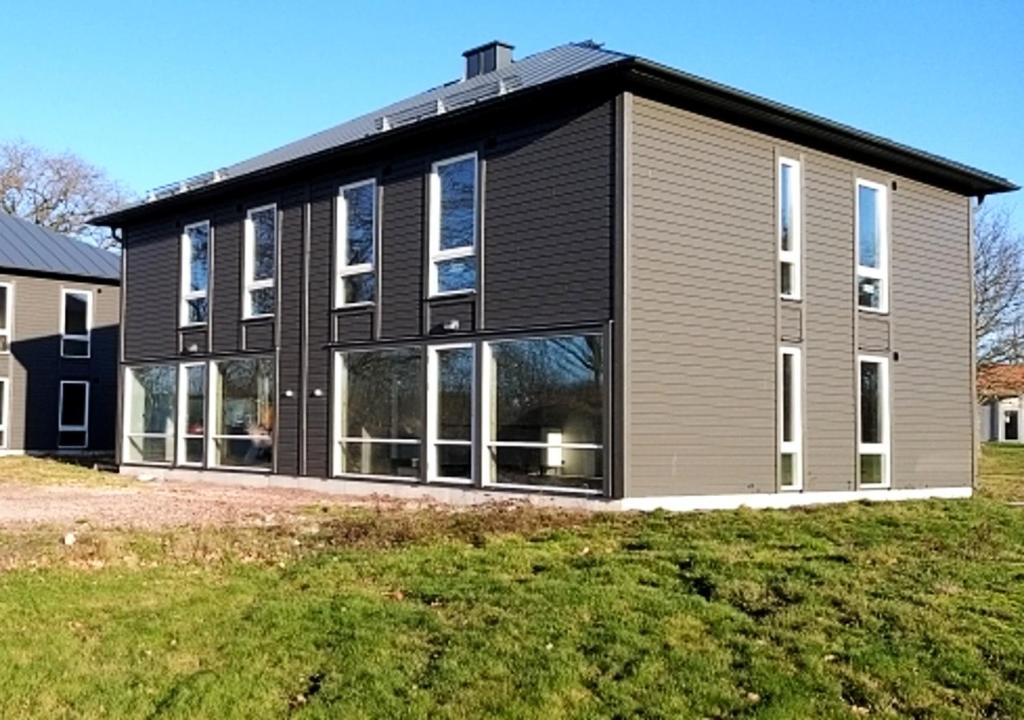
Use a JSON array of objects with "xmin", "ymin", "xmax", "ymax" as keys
[
  {"xmin": 0, "ymin": 283, "xmax": 12, "ymax": 353},
  {"xmin": 58, "ymin": 380, "xmax": 89, "ymax": 449},
  {"xmin": 428, "ymin": 344, "xmax": 474, "ymax": 483},
  {"xmin": 0, "ymin": 378, "xmax": 8, "ymax": 448},
  {"xmin": 335, "ymin": 347, "xmax": 422, "ymax": 479},
  {"xmin": 856, "ymin": 180, "xmax": 888, "ymax": 312},
  {"xmin": 778, "ymin": 158, "xmax": 801, "ymax": 300},
  {"xmin": 61, "ymin": 289, "xmax": 92, "ymax": 358},
  {"xmin": 778, "ymin": 347, "xmax": 803, "ymax": 490},
  {"xmin": 178, "ymin": 363, "xmax": 206, "ymax": 465},
  {"xmin": 429, "ymin": 153, "xmax": 477, "ymax": 296},
  {"xmin": 243, "ymin": 204, "xmax": 276, "ymax": 318},
  {"xmin": 1003, "ymin": 408, "xmax": 1020, "ymax": 442},
  {"xmin": 124, "ymin": 365, "xmax": 175, "ymax": 464},
  {"xmin": 181, "ymin": 221, "xmax": 210, "ymax": 325},
  {"xmin": 858, "ymin": 355, "xmax": 891, "ymax": 487},
  {"xmin": 336, "ymin": 180, "xmax": 377, "ymax": 306}
]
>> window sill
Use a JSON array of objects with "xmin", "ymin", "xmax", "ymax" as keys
[
  {"xmin": 428, "ymin": 289, "xmax": 477, "ymax": 301},
  {"xmin": 780, "ymin": 295, "xmax": 802, "ymax": 303},
  {"xmin": 179, "ymin": 323, "xmax": 208, "ymax": 330},
  {"xmin": 333, "ymin": 302, "xmax": 375, "ymax": 312},
  {"xmin": 241, "ymin": 314, "xmax": 274, "ymax": 323},
  {"xmin": 61, "ymin": 355, "xmax": 91, "ymax": 360},
  {"xmin": 858, "ymin": 306, "xmax": 889, "ymax": 316}
]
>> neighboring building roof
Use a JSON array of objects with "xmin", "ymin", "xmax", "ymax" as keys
[
  {"xmin": 978, "ymin": 364, "xmax": 1024, "ymax": 399},
  {"xmin": 0, "ymin": 213, "xmax": 120, "ymax": 282},
  {"xmin": 92, "ymin": 41, "xmax": 1018, "ymax": 226}
]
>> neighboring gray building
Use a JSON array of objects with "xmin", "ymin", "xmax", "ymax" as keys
[
  {"xmin": 0, "ymin": 213, "xmax": 120, "ymax": 454},
  {"xmin": 94, "ymin": 41, "xmax": 1016, "ymax": 509}
]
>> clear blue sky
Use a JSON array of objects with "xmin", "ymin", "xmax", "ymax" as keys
[{"xmin": 3, "ymin": 1, "xmax": 1021, "ymax": 224}]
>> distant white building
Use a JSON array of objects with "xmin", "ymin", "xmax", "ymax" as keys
[{"xmin": 978, "ymin": 365, "xmax": 1024, "ymax": 443}]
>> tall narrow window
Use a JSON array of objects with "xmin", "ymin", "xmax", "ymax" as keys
[
  {"xmin": 181, "ymin": 221, "xmax": 210, "ymax": 325},
  {"xmin": 778, "ymin": 158, "xmax": 801, "ymax": 300},
  {"xmin": 428, "ymin": 344, "xmax": 473, "ymax": 482},
  {"xmin": 778, "ymin": 347, "xmax": 803, "ymax": 490},
  {"xmin": 429, "ymin": 153, "xmax": 477, "ymax": 296},
  {"xmin": 124, "ymin": 366, "xmax": 175, "ymax": 463},
  {"xmin": 211, "ymin": 357, "xmax": 275, "ymax": 469},
  {"xmin": 0, "ymin": 378, "xmax": 8, "ymax": 449},
  {"xmin": 335, "ymin": 347, "xmax": 422, "ymax": 479},
  {"xmin": 0, "ymin": 283, "xmax": 12, "ymax": 353},
  {"xmin": 178, "ymin": 363, "xmax": 206, "ymax": 465},
  {"xmin": 61, "ymin": 289, "xmax": 91, "ymax": 358},
  {"xmin": 244, "ymin": 204, "xmax": 276, "ymax": 318},
  {"xmin": 858, "ymin": 355, "xmax": 891, "ymax": 487},
  {"xmin": 58, "ymin": 380, "xmax": 89, "ymax": 449},
  {"xmin": 483, "ymin": 333, "xmax": 604, "ymax": 492},
  {"xmin": 336, "ymin": 180, "xmax": 376, "ymax": 306},
  {"xmin": 856, "ymin": 180, "xmax": 888, "ymax": 312}
]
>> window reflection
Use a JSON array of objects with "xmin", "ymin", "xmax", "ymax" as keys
[{"xmin": 214, "ymin": 358, "xmax": 274, "ymax": 469}]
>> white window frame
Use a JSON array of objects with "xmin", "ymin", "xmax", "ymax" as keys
[
  {"xmin": 58, "ymin": 379, "xmax": 89, "ymax": 449},
  {"xmin": 207, "ymin": 357, "xmax": 274, "ymax": 473},
  {"xmin": 177, "ymin": 362, "xmax": 206, "ymax": 466},
  {"xmin": 855, "ymin": 179, "xmax": 889, "ymax": 314},
  {"xmin": 180, "ymin": 220, "xmax": 210, "ymax": 327},
  {"xmin": 0, "ymin": 282, "xmax": 13, "ymax": 354},
  {"xmin": 426, "ymin": 343, "xmax": 475, "ymax": 484},
  {"xmin": 428, "ymin": 152, "xmax": 478, "ymax": 298},
  {"xmin": 778, "ymin": 158, "xmax": 802, "ymax": 301},
  {"xmin": 332, "ymin": 348, "xmax": 423, "ymax": 481},
  {"xmin": 335, "ymin": 179, "xmax": 377, "ymax": 308},
  {"xmin": 479, "ymin": 337, "xmax": 605, "ymax": 496},
  {"xmin": 857, "ymin": 354, "xmax": 891, "ymax": 488},
  {"xmin": 0, "ymin": 377, "xmax": 9, "ymax": 449},
  {"xmin": 60, "ymin": 288, "xmax": 92, "ymax": 359},
  {"xmin": 121, "ymin": 365, "xmax": 175, "ymax": 466},
  {"xmin": 243, "ymin": 203, "xmax": 277, "ymax": 319},
  {"xmin": 778, "ymin": 346, "xmax": 803, "ymax": 491}
]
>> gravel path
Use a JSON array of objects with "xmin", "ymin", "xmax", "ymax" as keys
[{"xmin": 0, "ymin": 480, "xmax": 352, "ymax": 530}]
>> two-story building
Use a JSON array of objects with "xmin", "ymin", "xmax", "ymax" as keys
[
  {"xmin": 93, "ymin": 41, "xmax": 1016, "ymax": 509},
  {"xmin": 0, "ymin": 212, "xmax": 120, "ymax": 455}
]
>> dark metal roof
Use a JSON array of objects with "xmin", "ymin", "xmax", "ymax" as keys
[
  {"xmin": 92, "ymin": 41, "xmax": 1016, "ymax": 226},
  {"xmin": 0, "ymin": 213, "xmax": 120, "ymax": 282}
]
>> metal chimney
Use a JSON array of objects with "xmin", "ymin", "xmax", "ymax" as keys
[{"xmin": 463, "ymin": 41, "xmax": 514, "ymax": 79}]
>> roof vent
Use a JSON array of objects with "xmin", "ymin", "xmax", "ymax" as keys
[{"xmin": 463, "ymin": 41, "xmax": 514, "ymax": 80}]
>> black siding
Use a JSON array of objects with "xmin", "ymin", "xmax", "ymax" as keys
[{"xmin": 123, "ymin": 219, "xmax": 178, "ymax": 360}]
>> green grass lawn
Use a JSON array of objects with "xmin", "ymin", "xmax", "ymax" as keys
[{"xmin": 1, "ymin": 451, "xmax": 1023, "ymax": 718}]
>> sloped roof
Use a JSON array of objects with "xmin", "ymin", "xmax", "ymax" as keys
[
  {"xmin": 0, "ymin": 213, "xmax": 120, "ymax": 282},
  {"xmin": 978, "ymin": 364, "xmax": 1024, "ymax": 399},
  {"xmin": 92, "ymin": 41, "xmax": 1017, "ymax": 226}
]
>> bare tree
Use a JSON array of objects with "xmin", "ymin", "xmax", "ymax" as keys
[
  {"xmin": 976, "ymin": 204, "xmax": 1024, "ymax": 365},
  {"xmin": 0, "ymin": 140, "xmax": 132, "ymax": 249}
]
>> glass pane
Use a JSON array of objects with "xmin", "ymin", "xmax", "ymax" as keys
[
  {"xmin": 341, "ymin": 348, "xmax": 421, "ymax": 440},
  {"xmin": 185, "ymin": 365, "xmax": 205, "ymax": 433},
  {"xmin": 59, "ymin": 431, "xmax": 87, "ymax": 448},
  {"xmin": 343, "ymin": 183, "xmax": 375, "ymax": 266},
  {"xmin": 779, "ymin": 453, "xmax": 795, "ymax": 487},
  {"xmin": 437, "ymin": 443, "xmax": 471, "ymax": 479},
  {"xmin": 62, "ymin": 338, "xmax": 89, "ymax": 357},
  {"xmin": 438, "ymin": 157, "xmax": 475, "ymax": 250},
  {"xmin": 858, "ymin": 276, "xmax": 881, "ymax": 310},
  {"xmin": 340, "ymin": 441, "xmax": 420, "ymax": 478},
  {"xmin": 343, "ymin": 274, "xmax": 375, "ymax": 304},
  {"xmin": 780, "ymin": 262, "xmax": 793, "ymax": 296},
  {"xmin": 126, "ymin": 436, "xmax": 171, "ymax": 464},
  {"xmin": 782, "ymin": 353, "xmax": 793, "ymax": 443},
  {"xmin": 60, "ymin": 383, "xmax": 88, "ymax": 427},
  {"xmin": 0, "ymin": 380, "xmax": 6, "ymax": 426},
  {"xmin": 437, "ymin": 257, "xmax": 476, "ymax": 293},
  {"xmin": 491, "ymin": 446, "xmax": 602, "ymax": 491},
  {"xmin": 1005, "ymin": 411, "xmax": 1020, "ymax": 441},
  {"xmin": 64, "ymin": 292, "xmax": 88, "ymax": 335},
  {"xmin": 860, "ymin": 453, "xmax": 884, "ymax": 485},
  {"xmin": 250, "ymin": 207, "xmax": 276, "ymax": 281},
  {"xmin": 438, "ymin": 347, "xmax": 472, "ymax": 440},
  {"xmin": 187, "ymin": 297, "xmax": 208, "ymax": 324},
  {"xmin": 860, "ymin": 361, "xmax": 882, "ymax": 444},
  {"xmin": 215, "ymin": 438, "xmax": 272, "ymax": 470},
  {"xmin": 490, "ymin": 334, "xmax": 603, "ymax": 445},
  {"xmin": 127, "ymin": 366, "xmax": 175, "ymax": 434},
  {"xmin": 215, "ymin": 358, "xmax": 274, "ymax": 468},
  {"xmin": 187, "ymin": 224, "xmax": 209, "ymax": 292},
  {"xmin": 250, "ymin": 286, "xmax": 275, "ymax": 316},
  {"xmin": 780, "ymin": 163, "xmax": 792, "ymax": 252},
  {"xmin": 185, "ymin": 438, "xmax": 204, "ymax": 464},
  {"xmin": 0, "ymin": 286, "xmax": 7, "ymax": 331},
  {"xmin": 858, "ymin": 185, "xmax": 880, "ymax": 269}
]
